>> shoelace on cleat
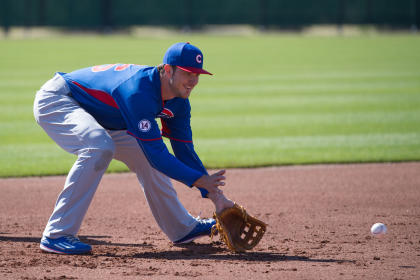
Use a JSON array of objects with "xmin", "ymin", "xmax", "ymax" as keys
[{"xmin": 64, "ymin": 236, "xmax": 83, "ymax": 245}]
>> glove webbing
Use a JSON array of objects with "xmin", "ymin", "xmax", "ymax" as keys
[
  {"xmin": 211, "ymin": 219, "xmax": 238, "ymax": 252},
  {"xmin": 211, "ymin": 204, "xmax": 254, "ymax": 252}
]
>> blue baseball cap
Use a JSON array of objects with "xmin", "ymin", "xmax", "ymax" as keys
[{"xmin": 163, "ymin": 42, "xmax": 212, "ymax": 75}]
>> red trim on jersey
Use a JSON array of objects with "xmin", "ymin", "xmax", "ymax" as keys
[
  {"xmin": 160, "ymin": 119, "xmax": 171, "ymax": 135},
  {"xmin": 72, "ymin": 81, "xmax": 119, "ymax": 109},
  {"xmin": 127, "ymin": 131, "xmax": 162, "ymax": 141},
  {"xmin": 162, "ymin": 133, "xmax": 193, "ymax": 143}
]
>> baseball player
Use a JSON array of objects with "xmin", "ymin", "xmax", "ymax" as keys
[{"xmin": 33, "ymin": 42, "xmax": 234, "ymax": 254}]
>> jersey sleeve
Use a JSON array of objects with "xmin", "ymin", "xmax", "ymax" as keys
[
  {"xmin": 169, "ymin": 140, "xmax": 209, "ymax": 198},
  {"xmin": 113, "ymin": 88, "xmax": 205, "ymax": 187},
  {"xmin": 161, "ymin": 100, "xmax": 209, "ymax": 197}
]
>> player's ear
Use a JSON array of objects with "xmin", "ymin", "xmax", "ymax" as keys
[{"xmin": 164, "ymin": 64, "xmax": 173, "ymax": 77}]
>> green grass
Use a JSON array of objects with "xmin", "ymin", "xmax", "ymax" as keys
[{"xmin": 1, "ymin": 34, "xmax": 420, "ymax": 177}]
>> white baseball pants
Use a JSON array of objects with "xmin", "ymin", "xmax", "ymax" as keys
[{"xmin": 33, "ymin": 74, "xmax": 198, "ymax": 242}]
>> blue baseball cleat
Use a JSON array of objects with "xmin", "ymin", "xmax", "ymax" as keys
[
  {"xmin": 40, "ymin": 235, "xmax": 92, "ymax": 254},
  {"xmin": 173, "ymin": 218, "xmax": 216, "ymax": 244}
]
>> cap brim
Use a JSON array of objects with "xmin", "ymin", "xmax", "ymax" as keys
[{"xmin": 177, "ymin": 66, "xmax": 213, "ymax": 75}]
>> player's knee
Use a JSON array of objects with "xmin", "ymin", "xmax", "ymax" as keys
[
  {"xmin": 94, "ymin": 149, "xmax": 114, "ymax": 172},
  {"xmin": 95, "ymin": 139, "xmax": 115, "ymax": 171},
  {"xmin": 98, "ymin": 137, "xmax": 115, "ymax": 154},
  {"xmin": 84, "ymin": 129, "xmax": 115, "ymax": 171}
]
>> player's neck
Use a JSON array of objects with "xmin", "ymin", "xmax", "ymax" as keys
[{"xmin": 160, "ymin": 75, "xmax": 175, "ymax": 101}]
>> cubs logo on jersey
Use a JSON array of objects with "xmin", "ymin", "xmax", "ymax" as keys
[{"xmin": 157, "ymin": 108, "xmax": 174, "ymax": 119}]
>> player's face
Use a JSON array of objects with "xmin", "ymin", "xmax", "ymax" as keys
[{"xmin": 169, "ymin": 67, "xmax": 200, "ymax": 99}]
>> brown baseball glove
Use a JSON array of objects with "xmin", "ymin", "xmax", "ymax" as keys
[{"xmin": 211, "ymin": 203, "xmax": 267, "ymax": 252}]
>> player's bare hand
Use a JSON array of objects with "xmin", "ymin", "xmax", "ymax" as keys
[
  {"xmin": 207, "ymin": 191, "xmax": 235, "ymax": 213},
  {"xmin": 193, "ymin": 169, "xmax": 226, "ymax": 194}
]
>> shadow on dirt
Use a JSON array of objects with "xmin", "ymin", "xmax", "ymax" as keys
[
  {"xmin": 98, "ymin": 242, "xmax": 354, "ymax": 264},
  {"xmin": 132, "ymin": 250, "xmax": 353, "ymax": 263},
  {"xmin": 0, "ymin": 235, "xmax": 152, "ymax": 248},
  {"xmin": 0, "ymin": 235, "xmax": 110, "ymax": 243},
  {"xmin": 0, "ymin": 235, "xmax": 354, "ymax": 264},
  {"xmin": 0, "ymin": 236, "xmax": 42, "ymax": 243},
  {"xmin": 82, "ymin": 236, "xmax": 154, "ymax": 248}
]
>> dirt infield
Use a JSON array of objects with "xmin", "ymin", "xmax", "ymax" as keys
[{"xmin": 1, "ymin": 163, "xmax": 419, "ymax": 279}]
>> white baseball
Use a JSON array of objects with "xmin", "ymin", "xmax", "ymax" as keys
[{"xmin": 371, "ymin": 223, "xmax": 387, "ymax": 235}]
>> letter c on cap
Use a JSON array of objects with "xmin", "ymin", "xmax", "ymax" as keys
[{"xmin": 196, "ymin": 54, "xmax": 202, "ymax": 63}]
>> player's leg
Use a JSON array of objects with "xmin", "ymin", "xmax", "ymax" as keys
[
  {"xmin": 110, "ymin": 130, "xmax": 209, "ymax": 242},
  {"xmin": 34, "ymin": 74, "xmax": 114, "ymax": 243}
]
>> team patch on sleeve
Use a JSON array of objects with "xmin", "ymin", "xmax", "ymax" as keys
[{"xmin": 138, "ymin": 119, "xmax": 152, "ymax": 132}]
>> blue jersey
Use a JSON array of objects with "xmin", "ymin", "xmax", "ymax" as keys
[{"xmin": 59, "ymin": 63, "xmax": 208, "ymax": 197}]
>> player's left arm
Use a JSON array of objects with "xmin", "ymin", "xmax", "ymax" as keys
[
  {"xmin": 161, "ymin": 99, "xmax": 209, "ymax": 197},
  {"xmin": 169, "ymin": 141, "xmax": 209, "ymax": 197}
]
